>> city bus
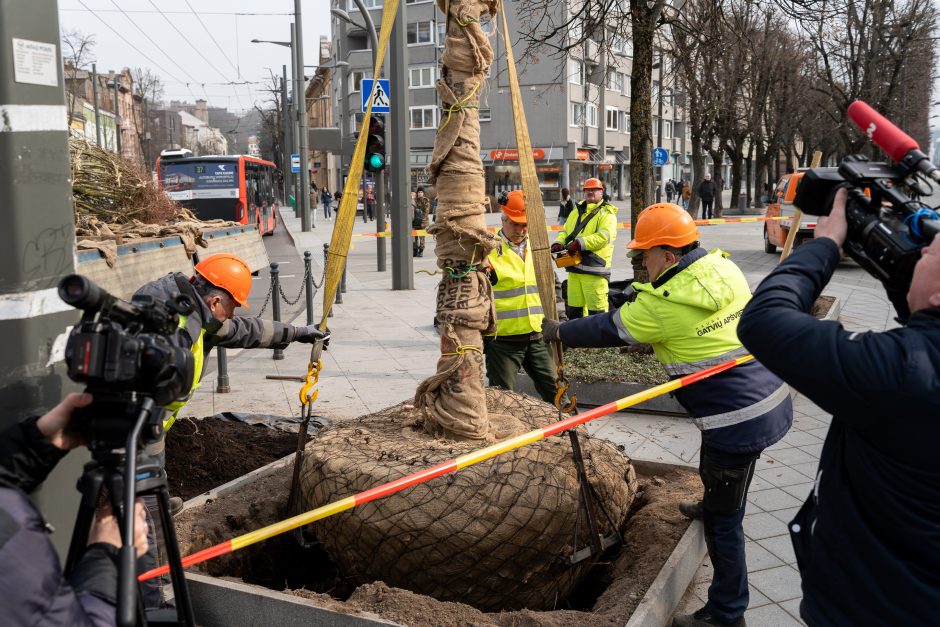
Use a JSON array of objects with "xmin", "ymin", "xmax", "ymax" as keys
[{"xmin": 156, "ymin": 150, "xmax": 279, "ymax": 235}]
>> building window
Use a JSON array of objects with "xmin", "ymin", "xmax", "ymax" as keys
[
  {"xmin": 568, "ymin": 58, "xmax": 583, "ymax": 85},
  {"xmin": 625, "ymin": 38, "xmax": 634, "ymax": 58},
  {"xmin": 410, "ymin": 105, "xmax": 437, "ymax": 129},
  {"xmin": 405, "ymin": 0, "xmax": 430, "ymax": 4},
  {"xmin": 664, "ymin": 120, "xmax": 672, "ymax": 138},
  {"xmin": 408, "ymin": 21, "xmax": 433, "ymax": 45},
  {"xmin": 653, "ymin": 118, "xmax": 660, "ymax": 138},
  {"xmin": 587, "ymin": 103, "xmax": 598, "ymax": 128},
  {"xmin": 569, "ymin": 18, "xmax": 583, "ymax": 43},
  {"xmin": 620, "ymin": 111, "xmax": 630, "ymax": 133},
  {"xmin": 610, "ymin": 34, "xmax": 626, "ymax": 55},
  {"xmin": 606, "ymin": 107, "xmax": 619, "ymax": 131},
  {"xmin": 606, "ymin": 69, "xmax": 624, "ymax": 93},
  {"xmin": 409, "ymin": 66, "xmax": 436, "ymax": 88},
  {"xmin": 479, "ymin": 108, "xmax": 492, "ymax": 122},
  {"xmin": 571, "ymin": 102, "xmax": 585, "ymax": 126},
  {"xmin": 437, "ymin": 21, "xmax": 446, "ymax": 47},
  {"xmin": 349, "ymin": 70, "xmax": 372, "ymax": 93}
]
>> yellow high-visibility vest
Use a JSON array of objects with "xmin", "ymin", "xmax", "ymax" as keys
[
  {"xmin": 486, "ymin": 239, "xmax": 544, "ymax": 337},
  {"xmin": 163, "ymin": 314, "xmax": 205, "ymax": 430}
]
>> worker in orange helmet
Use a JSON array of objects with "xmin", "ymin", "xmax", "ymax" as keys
[
  {"xmin": 551, "ymin": 177, "xmax": 618, "ymax": 319},
  {"xmin": 482, "ymin": 190, "xmax": 560, "ymax": 403},
  {"xmin": 543, "ymin": 203, "xmax": 792, "ymax": 627},
  {"xmin": 132, "ymin": 252, "xmax": 329, "ymax": 609}
]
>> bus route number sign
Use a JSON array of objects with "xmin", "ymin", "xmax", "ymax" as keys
[{"xmin": 291, "ymin": 154, "xmax": 301, "ymax": 173}]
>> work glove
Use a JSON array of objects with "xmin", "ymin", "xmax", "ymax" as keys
[
  {"xmin": 566, "ymin": 240, "xmax": 581, "ymax": 254},
  {"xmin": 291, "ymin": 325, "xmax": 331, "ymax": 348},
  {"xmin": 550, "ymin": 243, "xmax": 565, "ymax": 254},
  {"xmin": 540, "ymin": 318, "xmax": 563, "ymax": 344}
]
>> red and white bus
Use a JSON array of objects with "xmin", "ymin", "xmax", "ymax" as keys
[{"xmin": 156, "ymin": 150, "xmax": 279, "ymax": 235}]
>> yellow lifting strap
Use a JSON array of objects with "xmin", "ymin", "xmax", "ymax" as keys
[{"xmin": 498, "ymin": 2, "xmax": 575, "ymax": 412}]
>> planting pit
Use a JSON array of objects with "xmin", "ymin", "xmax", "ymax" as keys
[{"xmin": 170, "ymin": 417, "xmax": 703, "ymax": 626}]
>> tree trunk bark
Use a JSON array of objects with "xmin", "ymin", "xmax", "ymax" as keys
[
  {"xmin": 629, "ymin": 0, "xmax": 656, "ymax": 281},
  {"xmin": 708, "ymin": 147, "xmax": 724, "ymax": 216},
  {"xmin": 690, "ymin": 133, "xmax": 705, "ymax": 218}
]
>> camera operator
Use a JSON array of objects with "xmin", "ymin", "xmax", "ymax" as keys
[
  {"xmin": 737, "ymin": 188, "xmax": 940, "ymax": 625},
  {"xmin": 133, "ymin": 252, "xmax": 330, "ymax": 608},
  {"xmin": 0, "ymin": 393, "xmax": 149, "ymax": 626}
]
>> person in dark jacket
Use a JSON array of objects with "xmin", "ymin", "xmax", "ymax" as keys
[
  {"xmin": 558, "ymin": 187, "xmax": 574, "ymax": 224},
  {"xmin": 543, "ymin": 203, "xmax": 792, "ymax": 627},
  {"xmin": 0, "ymin": 393, "xmax": 149, "ymax": 626},
  {"xmin": 698, "ymin": 173, "xmax": 717, "ymax": 219},
  {"xmin": 737, "ymin": 188, "xmax": 940, "ymax": 626}
]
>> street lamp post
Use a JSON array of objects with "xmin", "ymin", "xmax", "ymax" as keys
[
  {"xmin": 251, "ymin": 37, "xmax": 297, "ymax": 212},
  {"xmin": 654, "ymin": 50, "xmax": 664, "ymax": 203},
  {"xmin": 294, "ymin": 0, "xmax": 312, "ymax": 232}
]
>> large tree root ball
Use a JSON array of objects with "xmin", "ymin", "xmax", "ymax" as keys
[{"xmin": 299, "ymin": 389, "xmax": 639, "ymax": 611}]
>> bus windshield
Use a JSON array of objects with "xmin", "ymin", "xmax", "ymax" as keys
[{"xmin": 161, "ymin": 161, "xmax": 240, "ymax": 201}]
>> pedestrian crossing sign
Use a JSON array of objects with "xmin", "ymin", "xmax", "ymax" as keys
[{"xmin": 361, "ymin": 79, "xmax": 391, "ymax": 114}]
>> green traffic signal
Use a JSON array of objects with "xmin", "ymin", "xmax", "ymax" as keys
[{"xmin": 368, "ymin": 153, "xmax": 385, "ymax": 170}]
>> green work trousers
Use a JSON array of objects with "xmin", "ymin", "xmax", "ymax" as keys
[{"xmin": 484, "ymin": 337, "xmax": 558, "ymax": 404}]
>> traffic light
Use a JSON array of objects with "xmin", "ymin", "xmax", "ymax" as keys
[{"xmin": 364, "ymin": 115, "xmax": 386, "ymax": 172}]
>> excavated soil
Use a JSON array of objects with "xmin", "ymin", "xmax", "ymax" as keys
[
  {"xmin": 166, "ymin": 417, "xmax": 308, "ymax": 500},
  {"xmin": 172, "ymin": 417, "xmax": 701, "ymax": 625}
]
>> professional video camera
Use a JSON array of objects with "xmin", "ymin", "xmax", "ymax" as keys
[
  {"xmin": 58, "ymin": 274, "xmax": 195, "ymax": 453},
  {"xmin": 794, "ymin": 101, "xmax": 940, "ymax": 292},
  {"xmin": 59, "ymin": 274, "xmax": 198, "ymax": 626}
]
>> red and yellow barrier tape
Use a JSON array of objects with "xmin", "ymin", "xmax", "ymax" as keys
[
  {"xmin": 351, "ymin": 216, "xmax": 796, "ymax": 238},
  {"xmin": 139, "ymin": 353, "xmax": 753, "ymax": 582}
]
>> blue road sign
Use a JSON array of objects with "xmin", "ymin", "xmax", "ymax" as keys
[
  {"xmin": 361, "ymin": 79, "xmax": 391, "ymax": 114},
  {"xmin": 653, "ymin": 147, "xmax": 669, "ymax": 166},
  {"xmin": 290, "ymin": 154, "xmax": 300, "ymax": 173}
]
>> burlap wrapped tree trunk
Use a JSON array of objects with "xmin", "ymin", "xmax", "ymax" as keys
[{"xmin": 413, "ymin": 0, "xmax": 501, "ymax": 441}]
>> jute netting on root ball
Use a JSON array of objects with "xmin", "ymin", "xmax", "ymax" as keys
[{"xmin": 300, "ymin": 389, "xmax": 639, "ymax": 612}]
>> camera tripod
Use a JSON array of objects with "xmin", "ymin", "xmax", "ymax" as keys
[{"xmin": 62, "ymin": 396, "xmax": 195, "ymax": 627}]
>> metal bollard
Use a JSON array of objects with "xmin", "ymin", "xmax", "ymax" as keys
[
  {"xmin": 304, "ymin": 250, "xmax": 314, "ymax": 326},
  {"xmin": 216, "ymin": 347, "xmax": 231, "ymax": 393},
  {"xmin": 340, "ymin": 259, "xmax": 348, "ymax": 294},
  {"xmin": 323, "ymin": 244, "xmax": 333, "ymax": 317},
  {"xmin": 271, "ymin": 261, "xmax": 284, "ymax": 360}
]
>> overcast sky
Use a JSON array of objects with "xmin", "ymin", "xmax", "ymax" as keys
[{"xmin": 58, "ymin": 0, "xmax": 331, "ymax": 115}]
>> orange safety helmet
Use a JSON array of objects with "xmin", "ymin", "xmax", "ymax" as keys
[
  {"xmin": 194, "ymin": 253, "xmax": 252, "ymax": 307},
  {"xmin": 499, "ymin": 189, "xmax": 527, "ymax": 223},
  {"xmin": 627, "ymin": 203, "xmax": 699, "ymax": 253},
  {"xmin": 582, "ymin": 177, "xmax": 605, "ymax": 191}
]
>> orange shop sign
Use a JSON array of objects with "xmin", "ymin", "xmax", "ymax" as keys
[
  {"xmin": 576, "ymin": 149, "xmax": 590, "ymax": 160},
  {"xmin": 598, "ymin": 163, "xmax": 614, "ymax": 171},
  {"xmin": 490, "ymin": 148, "xmax": 546, "ymax": 160}
]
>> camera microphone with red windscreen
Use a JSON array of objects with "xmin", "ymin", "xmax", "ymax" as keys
[{"xmin": 847, "ymin": 100, "xmax": 940, "ymax": 182}]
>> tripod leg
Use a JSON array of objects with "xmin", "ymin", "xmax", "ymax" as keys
[
  {"xmin": 154, "ymin": 487, "xmax": 197, "ymax": 627},
  {"xmin": 64, "ymin": 463, "xmax": 105, "ymax": 576}
]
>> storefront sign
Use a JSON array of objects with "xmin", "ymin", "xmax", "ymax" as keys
[
  {"xmin": 576, "ymin": 149, "xmax": 590, "ymax": 160},
  {"xmin": 598, "ymin": 163, "xmax": 614, "ymax": 171},
  {"xmin": 490, "ymin": 148, "xmax": 546, "ymax": 160}
]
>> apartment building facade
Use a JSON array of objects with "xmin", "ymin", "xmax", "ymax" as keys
[{"xmin": 329, "ymin": 0, "xmax": 693, "ymax": 203}]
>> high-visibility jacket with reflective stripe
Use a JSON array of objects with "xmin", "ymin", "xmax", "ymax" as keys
[
  {"xmin": 163, "ymin": 314, "xmax": 205, "ymax": 431},
  {"xmin": 554, "ymin": 200, "xmax": 618, "ymax": 276},
  {"xmin": 486, "ymin": 238, "xmax": 544, "ymax": 337},
  {"xmin": 559, "ymin": 247, "xmax": 792, "ymax": 453}
]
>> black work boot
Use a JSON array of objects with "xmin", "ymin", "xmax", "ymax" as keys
[
  {"xmin": 673, "ymin": 607, "xmax": 746, "ymax": 627},
  {"xmin": 679, "ymin": 500, "xmax": 704, "ymax": 521}
]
